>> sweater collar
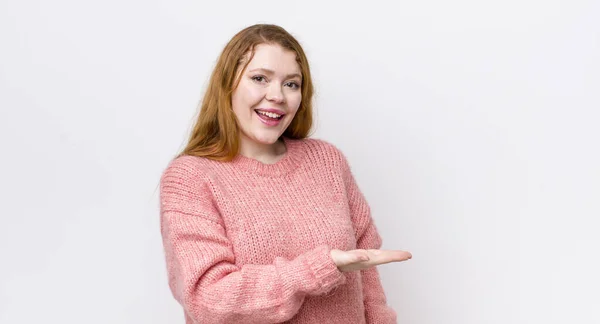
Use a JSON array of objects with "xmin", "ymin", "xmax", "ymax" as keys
[{"xmin": 230, "ymin": 137, "xmax": 305, "ymax": 177}]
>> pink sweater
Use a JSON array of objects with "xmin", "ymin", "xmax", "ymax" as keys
[{"xmin": 159, "ymin": 137, "xmax": 397, "ymax": 324}]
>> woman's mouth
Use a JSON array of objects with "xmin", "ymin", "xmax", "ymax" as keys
[{"xmin": 255, "ymin": 109, "xmax": 284, "ymax": 126}]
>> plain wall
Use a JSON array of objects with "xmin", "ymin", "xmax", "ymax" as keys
[{"xmin": 1, "ymin": 0, "xmax": 598, "ymax": 323}]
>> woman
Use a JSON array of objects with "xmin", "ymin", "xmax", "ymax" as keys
[{"xmin": 159, "ymin": 24, "xmax": 412, "ymax": 324}]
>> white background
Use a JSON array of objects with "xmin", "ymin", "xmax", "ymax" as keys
[{"xmin": 1, "ymin": 0, "xmax": 599, "ymax": 323}]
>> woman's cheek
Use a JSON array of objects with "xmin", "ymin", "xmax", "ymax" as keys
[
  {"xmin": 290, "ymin": 93, "xmax": 302, "ymax": 111},
  {"xmin": 247, "ymin": 86, "xmax": 265, "ymax": 104}
]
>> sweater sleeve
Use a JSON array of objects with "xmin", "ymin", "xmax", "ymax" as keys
[
  {"xmin": 159, "ymin": 158, "xmax": 346, "ymax": 324},
  {"xmin": 340, "ymin": 153, "xmax": 398, "ymax": 324}
]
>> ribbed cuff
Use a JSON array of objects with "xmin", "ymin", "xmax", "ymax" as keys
[{"xmin": 306, "ymin": 245, "xmax": 346, "ymax": 295}]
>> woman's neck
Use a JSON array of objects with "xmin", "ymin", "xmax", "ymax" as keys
[{"xmin": 239, "ymin": 135, "xmax": 287, "ymax": 164}]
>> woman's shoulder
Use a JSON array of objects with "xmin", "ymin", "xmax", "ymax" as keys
[
  {"xmin": 292, "ymin": 137, "xmax": 349, "ymax": 167},
  {"xmin": 166, "ymin": 154, "xmax": 215, "ymax": 171},
  {"xmin": 294, "ymin": 137, "xmax": 341, "ymax": 154},
  {"xmin": 160, "ymin": 154, "xmax": 218, "ymax": 185}
]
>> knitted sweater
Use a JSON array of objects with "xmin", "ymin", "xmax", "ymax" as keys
[{"xmin": 159, "ymin": 137, "xmax": 397, "ymax": 324}]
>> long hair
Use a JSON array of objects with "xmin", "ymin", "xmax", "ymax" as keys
[{"xmin": 179, "ymin": 24, "xmax": 314, "ymax": 161}]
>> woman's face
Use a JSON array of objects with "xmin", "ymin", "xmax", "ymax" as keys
[{"xmin": 231, "ymin": 43, "xmax": 303, "ymax": 146}]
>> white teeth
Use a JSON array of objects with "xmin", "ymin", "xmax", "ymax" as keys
[{"xmin": 257, "ymin": 110, "xmax": 282, "ymax": 118}]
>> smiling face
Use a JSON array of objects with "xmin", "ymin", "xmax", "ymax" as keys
[{"xmin": 231, "ymin": 43, "xmax": 303, "ymax": 147}]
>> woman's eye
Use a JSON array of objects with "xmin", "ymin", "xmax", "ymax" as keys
[
  {"xmin": 251, "ymin": 75, "xmax": 266, "ymax": 83},
  {"xmin": 286, "ymin": 82, "xmax": 300, "ymax": 89}
]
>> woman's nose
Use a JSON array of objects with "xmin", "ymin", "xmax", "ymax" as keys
[{"xmin": 266, "ymin": 84, "xmax": 285, "ymax": 103}]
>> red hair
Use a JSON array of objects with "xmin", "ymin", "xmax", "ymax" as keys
[{"xmin": 179, "ymin": 24, "xmax": 314, "ymax": 161}]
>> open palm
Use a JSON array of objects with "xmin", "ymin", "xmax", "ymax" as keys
[{"xmin": 330, "ymin": 249, "xmax": 412, "ymax": 272}]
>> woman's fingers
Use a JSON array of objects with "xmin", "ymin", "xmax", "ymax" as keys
[
  {"xmin": 366, "ymin": 249, "xmax": 412, "ymax": 265},
  {"xmin": 331, "ymin": 249, "xmax": 412, "ymax": 272}
]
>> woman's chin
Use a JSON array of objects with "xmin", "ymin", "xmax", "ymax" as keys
[
  {"xmin": 245, "ymin": 131, "xmax": 283, "ymax": 146},
  {"xmin": 254, "ymin": 135, "xmax": 281, "ymax": 145}
]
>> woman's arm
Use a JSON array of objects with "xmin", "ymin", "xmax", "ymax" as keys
[
  {"xmin": 160, "ymin": 158, "xmax": 345, "ymax": 324},
  {"xmin": 356, "ymin": 216, "xmax": 398, "ymax": 324},
  {"xmin": 340, "ymin": 153, "xmax": 398, "ymax": 324}
]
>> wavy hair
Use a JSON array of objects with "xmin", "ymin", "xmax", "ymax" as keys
[{"xmin": 179, "ymin": 24, "xmax": 314, "ymax": 161}]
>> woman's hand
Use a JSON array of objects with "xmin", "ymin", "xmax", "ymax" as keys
[{"xmin": 330, "ymin": 249, "xmax": 412, "ymax": 272}]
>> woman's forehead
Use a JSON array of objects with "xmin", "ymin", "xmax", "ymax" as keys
[{"xmin": 244, "ymin": 44, "xmax": 301, "ymax": 74}]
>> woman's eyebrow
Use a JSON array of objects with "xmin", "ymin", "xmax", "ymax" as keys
[{"xmin": 248, "ymin": 68, "xmax": 302, "ymax": 79}]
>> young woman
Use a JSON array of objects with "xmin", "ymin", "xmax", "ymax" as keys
[{"xmin": 159, "ymin": 24, "xmax": 412, "ymax": 324}]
